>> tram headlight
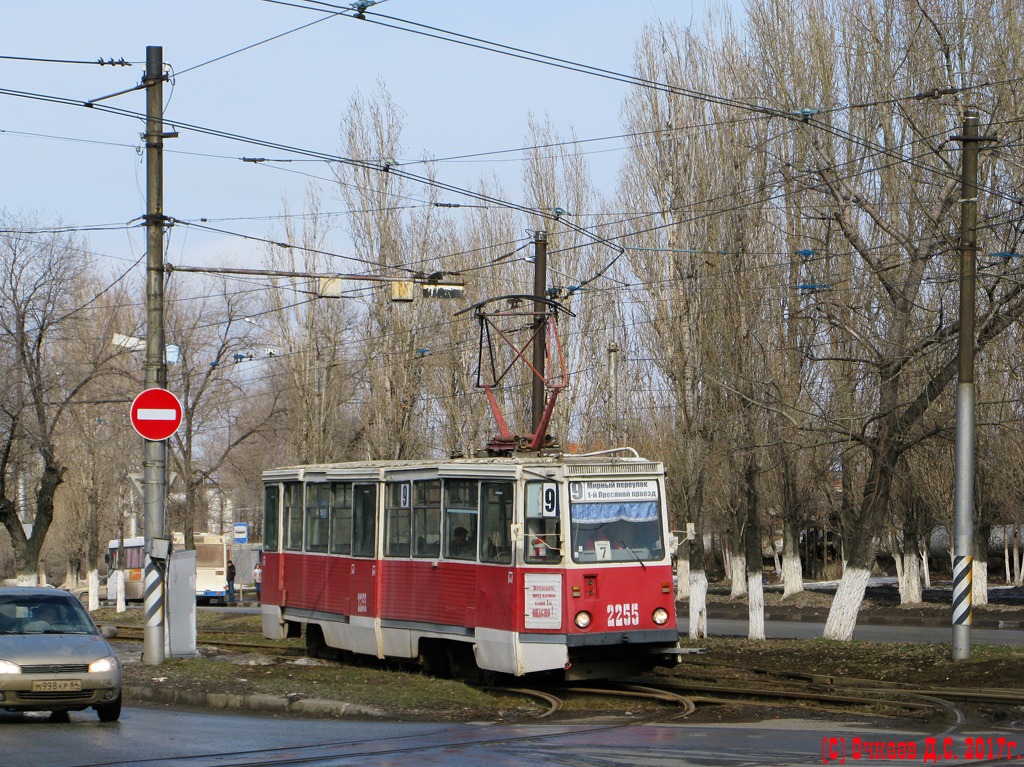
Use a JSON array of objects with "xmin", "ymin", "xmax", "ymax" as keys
[
  {"xmin": 574, "ymin": 611, "xmax": 592, "ymax": 629},
  {"xmin": 652, "ymin": 608, "xmax": 670, "ymax": 626}
]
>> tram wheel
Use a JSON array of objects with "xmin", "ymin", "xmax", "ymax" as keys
[
  {"xmin": 304, "ymin": 623, "xmax": 335, "ymax": 659},
  {"xmin": 446, "ymin": 644, "xmax": 486, "ymax": 685},
  {"xmin": 418, "ymin": 641, "xmax": 450, "ymax": 677}
]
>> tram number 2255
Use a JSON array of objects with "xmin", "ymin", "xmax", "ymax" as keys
[{"xmin": 607, "ymin": 603, "xmax": 640, "ymax": 627}]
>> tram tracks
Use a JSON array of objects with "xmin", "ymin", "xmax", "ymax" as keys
[
  {"xmin": 492, "ymin": 681, "xmax": 697, "ymax": 720},
  {"xmin": 625, "ymin": 661, "xmax": 1006, "ymax": 733},
  {"xmin": 111, "ymin": 624, "xmax": 304, "ymax": 657},
  {"xmin": 111, "ymin": 620, "xmax": 1015, "ymax": 731},
  {"xmin": 673, "ymin": 657, "xmax": 1024, "ymax": 709}
]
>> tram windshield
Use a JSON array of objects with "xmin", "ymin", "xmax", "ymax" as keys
[{"xmin": 569, "ymin": 479, "xmax": 665, "ymax": 563}]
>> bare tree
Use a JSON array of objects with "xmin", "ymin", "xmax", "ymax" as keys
[
  {"xmin": 336, "ymin": 85, "xmax": 441, "ymax": 460},
  {"xmin": 0, "ymin": 216, "xmax": 122, "ymax": 583},
  {"xmin": 261, "ymin": 187, "xmax": 362, "ymax": 465},
  {"xmin": 741, "ymin": 0, "xmax": 1024, "ymax": 639},
  {"xmin": 165, "ymin": 276, "xmax": 280, "ymax": 547}
]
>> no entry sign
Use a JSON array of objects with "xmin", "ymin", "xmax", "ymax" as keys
[{"xmin": 130, "ymin": 388, "xmax": 182, "ymax": 441}]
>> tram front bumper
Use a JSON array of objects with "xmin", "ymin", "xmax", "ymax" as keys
[{"xmin": 564, "ymin": 628, "xmax": 680, "ymax": 647}]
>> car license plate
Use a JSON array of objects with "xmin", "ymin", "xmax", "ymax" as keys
[{"xmin": 31, "ymin": 680, "xmax": 81, "ymax": 692}]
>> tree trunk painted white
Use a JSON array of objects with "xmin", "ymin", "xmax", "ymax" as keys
[
  {"xmin": 747, "ymin": 571, "xmax": 765, "ymax": 640},
  {"xmin": 688, "ymin": 569, "xmax": 708, "ymax": 640},
  {"xmin": 901, "ymin": 545, "xmax": 922, "ymax": 604},
  {"xmin": 1005, "ymin": 526, "xmax": 1012, "ymax": 585},
  {"xmin": 781, "ymin": 518, "xmax": 803, "ymax": 598},
  {"xmin": 88, "ymin": 568, "xmax": 100, "ymax": 612},
  {"xmin": 1014, "ymin": 523, "xmax": 1022, "ymax": 586},
  {"xmin": 973, "ymin": 558, "xmax": 988, "ymax": 606},
  {"xmin": 676, "ymin": 545, "xmax": 690, "ymax": 600},
  {"xmin": 893, "ymin": 534, "xmax": 905, "ymax": 601},
  {"xmin": 921, "ymin": 543, "xmax": 931, "ymax": 589},
  {"xmin": 823, "ymin": 565, "xmax": 872, "ymax": 640},
  {"xmin": 114, "ymin": 570, "xmax": 126, "ymax": 613},
  {"xmin": 14, "ymin": 573, "xmax": 38, "ymax": 587},
  {"xmin": 729, "ymin": 550, "xmax": 747, "ymax": 599}
]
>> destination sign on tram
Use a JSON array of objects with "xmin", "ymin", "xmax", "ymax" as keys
[{"xmin": 569, "ymin": 480, "xmax": 659, "ymax": 503}]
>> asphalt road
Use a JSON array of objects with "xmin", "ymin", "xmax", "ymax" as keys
[{"xmin": 3, "ymin": 704, "xmax": 1008, "ymax": 767}]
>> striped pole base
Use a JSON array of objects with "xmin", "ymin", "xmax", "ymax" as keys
[
  {"xmin": 143, "ymin": 555, "xmax": 164, "ymax": 665},
  {"xmin": 952, "ymin": 555, "xmax": 972, "ymax": 660}
]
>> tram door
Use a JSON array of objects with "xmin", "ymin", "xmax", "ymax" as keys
[
  {"xmin": 476, "ymin": 481, "xmax": 516, "ymax": 628},
  {"xmin": 348, "ymin": 483, "xmax": 379, "ymax": 655}
]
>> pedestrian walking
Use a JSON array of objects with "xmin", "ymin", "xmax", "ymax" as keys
[
  {"xmin": 226, "ymin": 559, "xmax": 236, "ymax": 603},
  {"xmin": 252, "ymin": 561, "xmax": 262, "ymax": 603}
]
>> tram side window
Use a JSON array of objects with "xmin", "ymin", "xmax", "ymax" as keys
[
  {"xmin": 524, "ymin": 481, "xmax": 563, "ymax": 564},
  {"xmin": 443, "ymin": 479, "xmax": 478, "ymax": 560},
  {"xmin": 412, "ymin": 480, "xmax": 441, "ymax": 558},
  {"xmin": 283, "ymin": 482, "xmax": 304, "ymax": 551},
  {"xmin": 385, "ymin": 483, "xmax": 411, "ymax": 557},
  {"xmin": 480, "ymin": 482, "xmax": 513, "ymax": 564},
  {"xmin": 263, "ymin": 484, "xmax": 279, "ymax": 553},
  {"xmin": 305, "ymin": 483, "xmax": 330, "ymax": 553},
  {"xmin": 329, "ymin": 483, "xmax": 352, "ymax": 555},
  {"xmin": 351, "ymin": 484, "xmax": 377, "ymax": 558}
]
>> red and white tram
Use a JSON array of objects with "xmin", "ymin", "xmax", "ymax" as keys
[{"xmin": 260, "ymin": 451, "xmax": 681, "ymax": 679}]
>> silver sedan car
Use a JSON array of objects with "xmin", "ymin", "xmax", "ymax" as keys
[{"xmin": 0, "ymin": 587, "xmax": 122, "ymax": 721}]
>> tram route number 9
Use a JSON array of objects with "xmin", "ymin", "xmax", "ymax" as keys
[
  {"xmin": 607, "ymin": 602, "xmax": 640, "ymax": 628},
  {"xmin": 541, "ymin": 482, "xmax": 558, "ymax": 517}
]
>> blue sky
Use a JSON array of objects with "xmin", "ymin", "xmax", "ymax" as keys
[{"xmin": 1, "ymin": 1, "xmax": 731, "ymax": 275}]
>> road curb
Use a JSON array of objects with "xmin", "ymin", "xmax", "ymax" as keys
[
  {"xmin": 123, "ymin": 685, "xmax": 384, "ymax": 718},
  {"xmin": 687, "ymin": 608, "xmax": 1023, "ymax": 630}
]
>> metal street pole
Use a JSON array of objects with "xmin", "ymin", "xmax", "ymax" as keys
[
  {"xmin": 952, "ymin": 109, "xmax": 980, "ymax": 661},
  {"xmin": 142, "ymin": 45, "xmax": 167, "ymax": 665}
]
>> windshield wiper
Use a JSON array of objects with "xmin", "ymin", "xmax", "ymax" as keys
[{"xmin": 618, "ymin": 540, "xmax": 646, "ymax": 570}]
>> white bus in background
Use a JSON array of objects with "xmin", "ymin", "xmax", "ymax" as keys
[
  {"xmin": 172, "ymin": 532, "xmax": 231, "ymax": 603},
  {"xmin": 92, "ymin": 533, "xmax": 232, "ymax": 605},
  {"xmin": 104, "ymin": 537, "xmax": 147, "ymax": 601}
]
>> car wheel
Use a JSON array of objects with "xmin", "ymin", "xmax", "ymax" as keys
[
  {"xmin": 95, "ymin": 695, "xmax": 122, "ymax": 722},
  {"xmin": 77, "ymin": 592, "xmax": 89, "ymax": 607}
]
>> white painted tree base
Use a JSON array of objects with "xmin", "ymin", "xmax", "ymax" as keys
[
  {"xmin": 747, "ymin": 572, "xmax": 765, "ymax": 640},
  {"xmin": 973, "ymin": 560, "xmax": 988, "ymax": 606},
  {"xmin": 88, "ymin": 569, "xmax": 100, "ymax": 612},
  {"xmin": 689, "ymin": 569, "xmax": 708, "ymax": 639},
  {"xmin": 899, "ymin": 550, "xmax": 922, "ymax": 604},
  {"xmin": 781, "ymin": 551, "xmax": 803, "ymax": 598},
  {"xmin": 729, "ymin": 552, "xmax": 747, "ymax": 598},
  {"xmin": 823, "ymin": 566, "xmax": 871, "ymax": 640},
  {"xmin": 676, "ymin": 555, "xmax": 690, "ymax": 600}
]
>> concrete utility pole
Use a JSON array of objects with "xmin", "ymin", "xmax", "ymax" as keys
[
  {"xmin": 952, "ymin": 109, "xmax": 981, "ymax": 661},
  {"xmin": 531, "ymin": 231, "xmax": 548, "ymax": 438},
  {"xmin": 142, "ymin": 45, "xmax": 167, "ymax": 665}
]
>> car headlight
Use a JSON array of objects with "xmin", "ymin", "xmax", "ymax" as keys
[
  {"xmin": 652, "ymin": 608, "xmax": 669, "ymax": 625},
  {"xmin": 574, "ymin": 611, "xmax": 592, "ymax": 629},
  {"xmin": 0, "ymin": 660, "xmax": 21, "ymax": 674},
  {"xmin": 88, "ymin": 657, "xmax": 117, "ymax": 674}
]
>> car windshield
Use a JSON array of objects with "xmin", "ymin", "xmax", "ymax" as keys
[{"xmin": 0, "ymin": 594, "xmax": 98, "ymax": 635}]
